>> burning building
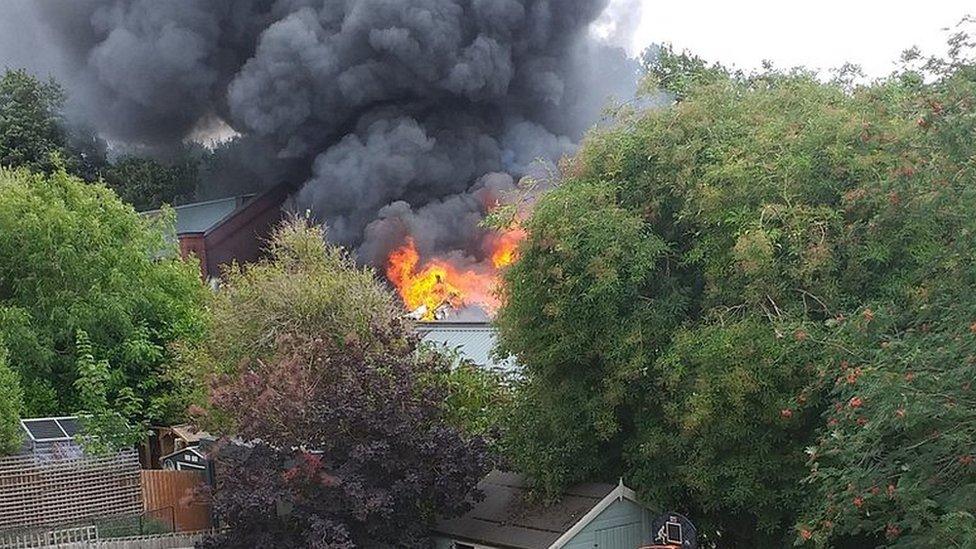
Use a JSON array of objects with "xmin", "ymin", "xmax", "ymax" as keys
[
  {"xmin": 16, "ymin": 0, "xmax": 642, "ymax": 319},
  {"xmin": 386, "ymin": 224, "xmax": 526, "ymax": 320}
]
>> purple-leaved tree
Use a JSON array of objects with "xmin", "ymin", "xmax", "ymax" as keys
[{"xmin": 202, "ymin": 331, "xmax": 491, "ymax": 548}]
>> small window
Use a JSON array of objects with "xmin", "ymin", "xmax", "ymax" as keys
[{"xmin": 452, "ymin": 543, "xmax": 475, "ymax": 549}]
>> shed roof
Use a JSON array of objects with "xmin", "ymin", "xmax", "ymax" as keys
[
  {"xmin": 151, "ymin": 195, "xmax": 256, "ymax": 234},
  {"xmin": 416, "ymin": 322, "xmax": 517, "ymax": 373},
  {"xmin": 170, "ymin": 424, "xmax": 212, "ymax": 444},
  {"xmin": 434, "ymin": 471, "xmax": 622, "ymax": 549},
  {"xmin": 160, "ymin": 446, "xmax": 207, "ymax": 463}
]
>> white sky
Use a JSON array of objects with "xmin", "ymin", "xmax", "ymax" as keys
[{"xmin": 619, "ymin": 0, "xmax": 973, "ymax": 77}]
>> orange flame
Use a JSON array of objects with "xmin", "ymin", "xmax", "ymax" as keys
[
  {"xmin": 386, "ymin": 228, "xmax": 525, "ymax": 319},
  {"xmin": 490, "ymin": 227, "xmax": 527, "ymax": 269}
]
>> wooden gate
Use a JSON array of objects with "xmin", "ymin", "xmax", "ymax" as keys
[{"xmin": 139, "ymin": 470, "xmax": 211, "ymax": 533}]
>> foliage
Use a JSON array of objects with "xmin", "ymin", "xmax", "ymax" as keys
[
  {"xmin": 497, "ymin": 32, "xmax": 976, "ymax": 547},
  {"xmin": 180, "ymin": 217, "xmax": 409, "ymax": 414},
  {"xmin": 196, "ymin": 218, "xmax": 491, "ymax": 548},
  {"xmin": 0, "ymin": 69, "xmax": 106, "ymax": 180},
  {"xmin": 420, "ymin": 343, "xmax": 513, "ymax": 438},
  {"xmin": 203, "ymin": 334, "xmax": 491, "ymax": 548},
  {"xmin": 797, "ymin": 35, "xmax": 976, "ymax": 548},
  {"xmin": 496, "ymin": 177, "xmax": 671, "ymax": 496},
  {"xmin": 640, "ymin": 43, "xmax": 732, "ymax": 100},
  {"xmin": 0, "ymin": 69, "xmax": 68, "ymax": 174},
  {"xmin": 73, "ymin": 331, "xmax": 145, "ymax": 454},
  {"xmin": 1, "ymin": 67, "xmax": 198, "ymax": 205},
  {"xmin": 0, "ymin": 167, "xmax": 206, "ymax": 424},
  {"xmin": 0, "ymin": 339, "xmax": 24, "ymax": 455},
  {"xmin": 102, "ymin": 154, "xmax": 199, "ymax": 211}
]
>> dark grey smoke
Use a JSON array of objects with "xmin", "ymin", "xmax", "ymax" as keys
[{"xmin": 6, "ymin": 0, "xmax": 639, "ymax": 269}]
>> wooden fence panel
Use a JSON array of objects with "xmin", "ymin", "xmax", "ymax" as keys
[
  {"xmin": 139, "ymin": 471, "xmax": 210, "ymax": 533},
  {"xmin": 0, "ymin": 451, "xmax": 141, "ymax": 531}
]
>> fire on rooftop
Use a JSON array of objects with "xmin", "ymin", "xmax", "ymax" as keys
[{"xmin": 385, "ymin": 226, "xmax": 526, "ymax": 321}]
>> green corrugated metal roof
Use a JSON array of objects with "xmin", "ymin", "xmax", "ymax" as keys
[{"xmin": 141, "ymin": 194, "xmax": 254, "ymax": 234}]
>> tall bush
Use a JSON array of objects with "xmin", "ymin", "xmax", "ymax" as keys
[
  {"xmin": 194, "ymin": 218, "xmax": 492, "ymax": 548},
  {"xmin": 497, "ymin": 39, "xmax": 976, "ymax": 546}
]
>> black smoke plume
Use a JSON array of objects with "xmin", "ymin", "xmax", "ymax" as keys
[{"xmin": 4, "ymin": 0, "xmax": 639, "ymax": 267}]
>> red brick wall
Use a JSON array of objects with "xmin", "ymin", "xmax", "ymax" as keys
[
  {"xmin": 177, "ymin": 234, "xmax": 208, "ymax": 279},
  {"xmin": 176, "ymin": 183, "xmax": 293, "ymax": 280}
]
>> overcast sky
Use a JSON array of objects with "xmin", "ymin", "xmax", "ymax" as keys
[{"xmin": 613, "ymin": 0, "xmax": 973, "ymax": 78}]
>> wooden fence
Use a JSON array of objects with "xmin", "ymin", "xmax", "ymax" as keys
[
  {"xmin": 140, "ymin": 471, "xmax": 211, "ymax": 532},
  {"xmin": 0, "ymin": 526, "xmax": 97, "ymax": 548},
  {"xmin": 0, "ymin": 527, "xmax": 209, "ymax": 549},
  {"xmin": 0, "ymin": 451, "xmax": 142, "ymax": 531}
]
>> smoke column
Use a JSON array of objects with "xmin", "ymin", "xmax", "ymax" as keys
[{"xmin": 6, "ymin": 0, "xmax": 640, "ymax": 272}]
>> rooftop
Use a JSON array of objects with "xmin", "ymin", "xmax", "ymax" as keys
[
  {"xmin": 416, "ymin": 321, "xmax": 518, "ymax": 373},
  {"xmin": 434, "ymin": 471, "xmax": 618, "ymax": 549},
  {"xmin": 142, "ymin": 194, "xmax": 255, "ymax": 235}
]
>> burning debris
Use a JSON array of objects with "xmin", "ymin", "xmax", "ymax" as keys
[
  {"xmin": 387, "ymin": 224, "xmax": 526, "ymax": 320},
  {"xmin": 12, "ymin": 0, "xmax": 641, "ymax": 319}
]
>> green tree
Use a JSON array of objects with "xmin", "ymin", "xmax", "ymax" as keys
[
  {"xmin": 0, "ymin": 339, "xmax": 24, "ymax": 455},
  {"xmin": 0, "ymin": 166, "xmax": 206, "ymax": 424},
  {"xmin": 102, "ymin": 154, "xmax": 198, "ymax": 211},
  {"xmin": 183, "ymin": 217, "xmax": 409, "ymax": 382},
  {"xmin": 0, "ymin": 69, "xmax": 106, "ymax": 179},
  {"xmin": 797, "ymin": 35, "xmax": 976, "ymax": 548},
  {"xmin": 639, "ymin": 43, "xmax": 732, "ymax": 100},
  {"xmin": 184, "ymin": 217, "xmax": 508, "ymax": 439},
  {"xmin": 0, "ymin": 68, "xmax": 67, "ymax": 174},
  {"xmin": 421, "ymin": 344, "xmax": 512, "ymax": 438},
  {"xmin": 497, "ymin": 36, "xmax": 976, "ymax": 547},
  {"xmin": 73, "ymin": 330, "xmax": 145, "ymax": 454},
  {"xmin": 179, "ymin": 216, "xmax": 413, "ymax": 429}
]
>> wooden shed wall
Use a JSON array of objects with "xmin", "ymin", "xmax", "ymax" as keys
[{"xmin": 562, "ymin": 499, "xmax": 653, "ymax": 549}]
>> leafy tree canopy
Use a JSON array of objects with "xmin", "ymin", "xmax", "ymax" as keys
[
  {"xmin": 203, "ymin": 333, "xmax": 491, "ymax": 548},
  {"xmin": 181, "ymin": 217, "xmax": 409, "ymax": 390},
  {"xmin": 0, "ymin": 68, "xmax": 68, "ymax": 174},
  {"xmin": 0, "ymin": 167, "xmax": 206, "ymax": 425},
  {"xmin": 497, "ymin": 35, "xmax": 976, "ymax": 548},
  {"xmin": 0, "ymin": 339, "xmax": 23, "ymax": 455},
  {"xmin": 102, "ymin": 153, "xmax": 199, "ymax": 212},
  {"xmin": 0, "ymin": 68, "xmax": 106, "ymax": 180},
  {"xmin": 1, "ymin": 68, "xmax": 196, "ymax": 209}
]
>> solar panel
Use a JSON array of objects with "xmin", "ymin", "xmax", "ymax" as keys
[
  {"xmin": 57, "ymin": 417, "xmax": 80, "ymax": 437},
  {"xmin": 22, "ymin": 419, "xmax": 68, "ymax": 441}
]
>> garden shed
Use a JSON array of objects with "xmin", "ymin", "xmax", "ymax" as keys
[
  {"xmin": 161, "ymin": 446, "xmax": 208, "ymax": 472},
  {"xmin": 432, "ymin": 471, "xmax": 656, "ymax": 549}
]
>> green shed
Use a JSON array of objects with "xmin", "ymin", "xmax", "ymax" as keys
[{"xmin": 433, "ymin": 471, "xmax": 656, "ymax": 549}]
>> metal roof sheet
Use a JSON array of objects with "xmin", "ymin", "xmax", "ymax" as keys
[
  {"xmin": 141, "ymin": 195, "xmax": 253, "ymax": 234},
  {"xmin": 416, "ymin": 321, "xmax": 518, "ymax": 373}
]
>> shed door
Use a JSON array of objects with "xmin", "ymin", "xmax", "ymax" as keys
[{"xmin": 594, "ymin": 523, "xmax": 644, "ymax": 549}]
